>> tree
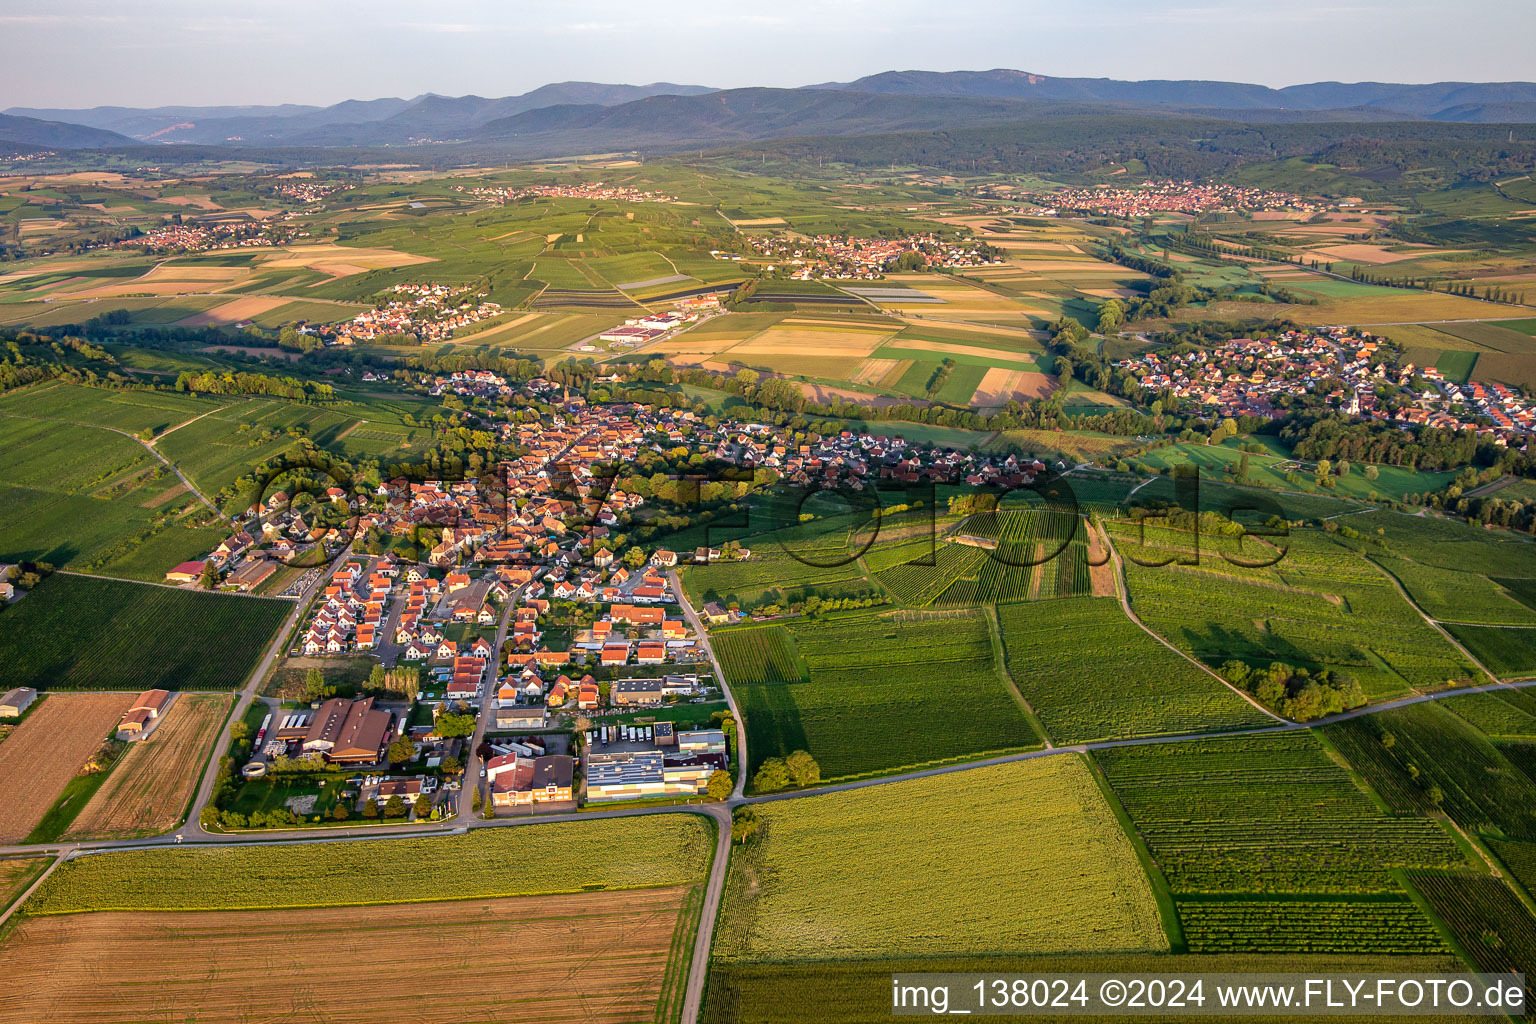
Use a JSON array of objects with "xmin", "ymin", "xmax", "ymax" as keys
[
  {"xmin": 413, "ymin": 794, "xmax": 432, "ymax": 818},
  {"xmin": 386, "ymin": 735, "xmax": 416, "ymax": 765},
  {"xmin": 731, "ymin": 807, "xmax": 761, "ymax": 843},
  {"xmin": 784, "ymin": 750, "xmax": 820, "ymax": 788},
  {"xmin": 1364, "ymin": 465, "xmax": 1379, "ymax": 481},
  {"xmin": 383, "ymin": 795, "xmax": 407, "ymax": 819},
  {"xmin": 441, "ymin": 754, "xmax": 463, "ymax": 776},
  {"xmin": 470, "ymin": 785, "xmax": 483, "ymax": 812},
  {"xmin": 301, "ymin": 668, "xmax": 334, "ymax": 703},
  {"xmin": 198, "ymin": 559, "xmax": 218, "ymax": 590},
  {"xmin": 330, "ymin": 802, "xmax": 349, "ymax": 821},
  {"xmin": 435, "ymin": 712, "xmax": 476, "ymax": 739},
  {"xmin": 198, "ymin": 806, "xmax": 220, "ymax": 829},
  {"xmin": 706, "ymin": 769, "xmax": 733, "ymax": 801},
  {"xmin": 361, "ymin": 800, "xmax": 380, "ymax": 819},
  {"xmin": 752, "ymin": 756, "xmax": 792, "ymax": 793},
  {"xmin": 624, "ymin": 546, "xmax": 648, "ymax": 568},
  {"xmin": 368, "ymin": 664, "xmax": 387, "ymax": 692},
  {"xmin": 1095, "ymin": 298, "xmax": 1125, "ymax": 334}
]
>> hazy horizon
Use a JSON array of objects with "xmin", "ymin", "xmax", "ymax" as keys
[{"xmin": 2, "ymin": 0, "xmax": 1534, "ymax": 110}]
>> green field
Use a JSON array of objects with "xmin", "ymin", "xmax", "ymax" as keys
[
  {"xmin": 1096, "ymin": 732, "xmax": 1469, "ymax": 894},
  {"xmin": 1405, "ymin": 871, "xmax": 1536, "ymax": 1010},
  {"xmin": 24, "ymin": 815, "xmax": 712, "ymax": 913},
  {"xmin": 715, "ymin": 756, "xmax": 1166, "ymax": 962},
  {"xmin": 1324, "ymin": 701, "xmax": 1536, "ymax": 840},
  {"xmin": 0, "ymin": 573, "xmax": 289, "ymax": 691},
  {"xmin": 1376, "ymin": 556, "xmax": 1536, "ymax": 626},
  {"xmin": 996, "ymin": 598, "xmax": 1272, "ymax": 742},
  {"xmin": 721, "ymin": 609, "xmax": 1042, "ymax": 784},
  {"xmin": 1444, "ymin": 624, "xmax": 1536, "ymax": 678}
]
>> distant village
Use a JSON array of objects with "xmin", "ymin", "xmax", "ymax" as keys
[
  {"xmin": 1119, "ymin": 327, "xmax": 1535, "ymax": 443},
  {"xmin": 727, "ymin": 231, "xmax": 1005, "ymax": 279},
  {"xmin": 452, "ymin": 181, "xmax": 677, "ymax": 204},
  {"xmin": 324, "ymin": 283, "xmax": 504, "ymax": 343},
  {"xmin": 987, "ymin": 180, "xmax": 1325, "ymax": 218}
]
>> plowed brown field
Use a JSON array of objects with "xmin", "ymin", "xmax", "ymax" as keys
[
  {"xmin": 0, "ymin": 694, "xmax": 135, "ymax": 844},
  {"xmin": 1, "ymin": 887, "xmax": 693, "ymax": 1024},
  {"xmin": 62, "ymin": 694, "xmax": 230, "ymax": 841}
]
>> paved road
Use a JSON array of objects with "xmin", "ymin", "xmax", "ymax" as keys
[
  {"xmin": 669, "ymin": 569, "xmax": 746, "ymax": 797},
  {"xmin": 679, "ymin": 804, "xmax": 732, "ymax": 1024},
  {"xmin": 456, "ymin": 595, "xmax": 518, "ymax": 819},
  {"xmin": 179, "ymin": 544, "xmax": 354, "ymax": 839}
]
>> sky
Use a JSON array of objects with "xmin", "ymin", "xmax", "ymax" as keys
[{"xmin": 2, "ymin": 0, "xmax": 1534, "ymax": 110}]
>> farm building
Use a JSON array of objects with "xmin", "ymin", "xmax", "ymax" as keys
[
  {"xmin": 118, "ymin": 689, "xmax": 173, "ymax": 738},
  {"xmin": 164, "ymin": 561, "xmax": 207, "ymax": 584},
  {"xmin": 495, "ymin": 706, "xmax": 547, "ymax": 730},
  {"xmin": 585, "ymin": 750, "xmax": 722, "ymax": 801},
  {"xmin": 488, "ymin": 754, "xmax": 575, "ymax": 806},
  {"xmin": 613, "ymin": 679, "xmax": 665, "ymax": 706},
  {"xmin": 678, "ymin": 729, "xmax": 727, "ymax": 756},
  {"xmin": 302, "ymin": 697, "xmax": 394, "ymax": 764},
  {"xmin": 0, "ymin": 686, "xmax": 37, "ymax": 718},
  {"xmin": 227, "ymin": 558, "xmax": 278, "ymax": 592}
]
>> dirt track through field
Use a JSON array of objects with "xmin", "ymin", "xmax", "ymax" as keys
[
  {"xmin": 62, "ymin": 694, "xmax": 230, "ymax": 841},
  {"xmin": 0, "ymin": 887, "xmax": 691, "ymax": 1024},
  {"xmin": 0, "ymin": 694, "xmax": 135, "ymax": 844}
]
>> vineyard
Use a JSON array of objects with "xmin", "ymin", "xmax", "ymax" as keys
[
  {"xmin": 1119, "ymin": 531, "xmax": 1474, "ymax": 700},
  {"xmin": 1444, "ymin": 623, "xmax": 1536, "ymax": 678},
  {"xmin": 713, "ymin": 626, "xmax": 807, "ymax": 686},
  {"xmin": 713, "ymin": 756, "xmax": 1167, "ymax": 962},
  {"xmin": 1174, "ymin": 896, "xmax": 1448, "ymax": 954},
  {"xmin": 1441, "ymin": 689, "xmax": 1536, "ymax": 738},
  {"xmin": 0, "ymin": 574, "xmax": 289, "ymax": 692},
  {"xmin": 995, "ymin": 598, "xmax": 1270, "ymax": 742},
  {"xmin": 1376, "ymin": 556, "xmax": 1536, "ymax": 626},
  {"xmin": 1406, "ymin": 871, "xmax": 1536, "ymax": 1010},
  {"xmin": 870, "ymin": 509, "xmax": 1093, "ymax": 608},
  {"xmin": 1324, "ymin": 703, "xmax": 1536, "ymax": 841},
  {"xmin": 26, "ymin": 816, "xmax": 712, "ymax": 913},
  {"xmin": 736, "ymin": 609, "xmax": 1042, "ymax": 783},
  {"xmin": 1095, "ymin": 733, "xmax": 1469, "ymax": 894}
]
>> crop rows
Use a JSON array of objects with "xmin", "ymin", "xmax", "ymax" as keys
[
  {"xmin": 740, "ymin": 609, "xmax": 1041, "ymax": 781},
  {"xmin": 1175, "ymin": 896, "xmax": 1448, "ymax": 954},
  {"xmin": 1096, "ymin": 733, "xmax": 1468, "ymax": 893},
  {"xmin": 714, "ymin": 626, "xmax": 806, "ymax": 686},
  {"xmin": 997, "ymin": 598, "xmax": 1270, "ymax": 742},
  {"xmin": 27, "ymin": 816, "xmax": 712, "ymax": 913},
  {"xmin": 0, "ymin": 574, "xmax": 289, "ymax": 692},
  {"xmin": 1325, "ymin": 702, "xmax": 1536, "ymax": 840},
  {"xmin": 1406, "ymin": 871, "xmax": 1536, "ymax": 1009},
  {"xmin": 1380, "ymin": 557, "xmax": 1536, "ymax": 626}
]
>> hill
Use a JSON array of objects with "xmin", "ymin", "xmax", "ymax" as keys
[{"xmin": 0, "ymin": 113, "xmax": 135, "ymax": 149}]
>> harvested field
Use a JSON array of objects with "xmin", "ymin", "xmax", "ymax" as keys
[
  {"xmin": 173, "ymin": 295, "xmax": 289, "ymax": 327},
  {"xmin": 1087, "ymin": 522, "xmax": 1118, "ymax": 597},
  {"xmin": 260, "ymin": 243, "xmax": 432, "ymax": 271},
  {"xmin": 971, "ymin": 368, "xmax": 1056, "ymax": 405},
  {"xmin": 797, "ymin": 382, "xmax": 918, "ymax": 407},
  {"xmin": 878, "ymin": 337, "xmax": 1039, "ymax": 364},
  {"xmin": 849, "ymin": 358, "xmax": 900, "ymax": 386},
  {"xmin": 62, "ymin": 694, "xmax": 231, "ymax": 841},
  {"xmin": 0, "ymin": 887, "xmax": 696, "ymax": 1024},
  {"xmin": 1310, "ymin": 244, "xmax": 1461, "ymax": 264},
  {"xmin": 0, "ymin": 693, "xmax": 135, "ymax": 844}
]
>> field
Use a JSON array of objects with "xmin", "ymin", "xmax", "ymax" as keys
[
  {"xmin": 1, "ymin": 888, "xmax": 698, "ymax": 1024},
  {"xmin": 0, "ymin": 858, "xmax": 51, "ymax": 915},
  {"xmin": 722, "ymin": 609, "xmax": 1043, "ymax": 783},
  {"xmin": 1174, "ymin": 895, "xmax": 1448, "ymax": 954},
  {"xmin": 1116, "ymin": 528, "xmax": 1474, "ymax": 700},
  {"xmin": 27, "ymin": 814, "xmax": 713, "ymax": 912},
  {"xmin": 1405, "ymin": 871, "xmax": 1536, "ymax": 1011},
  {"xmin": 0, "ymin": 574, "xmax": 289, "ymax": 692},
  {"xmin": 1096, "ymin": 733, "xmax": 1469, "ymax": 895},
  {"xmin": 1444, "ymin": 623, "xmax": 1536, "ymax": 678},
  {"xmin": 1376, "ymin": 556, "xmax": 1536, "ymax": 626},
  {"xmin": 995, "ymin": 598, "xmax": 1272, "ymax": 742},
  {"xmin": 714, "ymin": 756, "xmax": 1166, "ymax": 962},
  {"xmin": 60, "ymin": 694, "xmax": 231, "ymax": 840},
  {"xmin": 1441, "ymin": 689, "xmax": 1536, "ymax": 738},
  {"xmin": 0, "ymin": 693, "xmax": 135, "ymax": 844},
  {"xmin": 1324, "ymin": 701, "xmax": 1536, "ymax": 840}
]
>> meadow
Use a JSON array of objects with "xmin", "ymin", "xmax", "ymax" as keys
[
  {"xmin": 27, "ymin": 814, "xmax": 712, "ymax": 913},
  {"xmin": 996, "ymin": 597, "xmax": 1271, "ymax": 742},
  {"xmin": 0, "ymin": 574, "xmax": 289, "ymax": 692},
  {"xmin": 714, "ymin": 756, "xmax": 1166, "ymax": 962},
  {"xmin": 722, "ymin": 609, "xmax": 1042, "ymax": 784}
]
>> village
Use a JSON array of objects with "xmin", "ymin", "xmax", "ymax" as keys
[
  {"xmin": 727, "ymin": 231, "xmax": 1005, "ymax": 279},
  {"xmin": 323, "ymin": 282, "xmax": 504, "ymax": 343},
  {"xmin": 986, "ymin": 180, "xmax": 1324, "ymax": 218},
  {"xmin": 1118, "ymin": 326, "xmax": 1536, "ymax": 443},
  {"xmin": 452, "ymin": 181, "xmax": 677, "ymax": 204}
]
